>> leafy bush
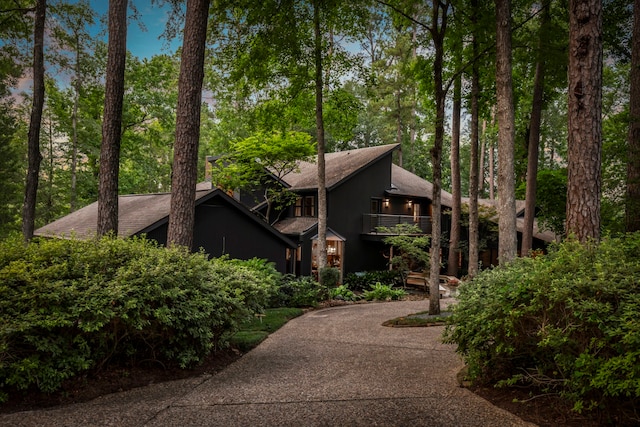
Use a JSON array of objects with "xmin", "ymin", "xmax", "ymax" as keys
[
  {"xmin": 330, "ymin": 284, "xmax": 358, "ymax": 301},
  {"xmin": 271, "ymin": 274, "xmax": 326, "ymax": 307},
  {"xmin": 0, "ymin": 236, "xmax": 272, "ymax": 401},
  {"xmin": 220, "ymin": 257, "xmax": 280, "ymax": 313},
  {"xmin": 443, "ymin": 234, "xmax": 640, "ymax": 418},
  {"xmin": 379, "ymin": 224, "xmax": 430, "ymax": 272},
  {"xmin": 343, "ymin": 270, "xmax": 401, "ymax": 292},
  {"xmin": 318, "ymin": 266, "xmax": 340, "ymax": 287},
  {"xmin": 362, "ymin": 282, "xmax": 406, "ymax": 301}
]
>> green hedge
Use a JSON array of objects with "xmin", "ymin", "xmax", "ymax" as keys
[
  {"xmin": 0, "ymin": 235, "xmax": 275, "ymax": 401},
  {"xmin": 343, "ymin": 270, "xmax": 401, "ymax": 292},
  {"xmin": 443, "ymin": 233, "xmax": 640, "ymax": 417}
]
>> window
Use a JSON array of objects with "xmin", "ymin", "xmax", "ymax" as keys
[
  {"xmin": 370, "ymin": 198, "xmax": 381, "ymax": 214},
  {"xmin": 304, "ymin": 196, "xmax": 315, "ymax": 217},
  {"xmin": 294, "ymin": 196, "xmax": 316, "ymax": 217}
]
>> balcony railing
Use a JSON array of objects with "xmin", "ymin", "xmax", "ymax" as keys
[{"xmin": 362, "ymin": 214, "xmax": 432, "ymax": 234}]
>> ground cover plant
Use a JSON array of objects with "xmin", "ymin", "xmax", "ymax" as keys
[
  {"xmin": 343, "ymin": 270, "xmax": 401, "ymax": 292},
  {"xmin": 230, "ymin": 307, "xmax": 303, "ymax": 352},
  {"xmin": 0, "ymin": 235, "xmax": 276, "ymax": 402},
  {"xmin": 362, "ymin": 282, "xmax": 406, "ymax": 301},
  {"xmin": 443, "ymin": 233, "xmax": 640, "ymax": 423}
]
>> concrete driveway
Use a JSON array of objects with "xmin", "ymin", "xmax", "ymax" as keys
[{"xmin": 1, "ymin": 299, "xmax": 534, "ymax": 426}]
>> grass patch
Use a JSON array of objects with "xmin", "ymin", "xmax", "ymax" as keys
[
  {"xmin": 382, "ymin": 311, "xmax": 452, "ymax": 327},
  {"xmin": 230, "ymin": 307, "xmax": 304, "ymax": 352}
]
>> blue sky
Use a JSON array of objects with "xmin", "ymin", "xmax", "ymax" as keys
[{"xmin": 88, "ymin": 0, "xmax": 181, "ymax": 59}]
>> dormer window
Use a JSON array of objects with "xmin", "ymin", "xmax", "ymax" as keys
[{"xmin": 294, "ymin": 196, "xmax": 316, "ymax": 217}]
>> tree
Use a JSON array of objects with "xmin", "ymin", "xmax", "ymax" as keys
[
  {"xmin": 494, "ymin": 0, "xmax": 517, "ymax": 262},
  {"xmin": 313, "ymin": 0, "xmax": 328, "ymax": 271},
  {"xmin": 97, "ymin": 0, "xmax": 128, "ymax": 236},
  {"xmin": 566, "ymin": 0, "xmax": 603, "ymax": 241},
  {"xmin": 21, "ymin": 0, "xmax": 46, "ymax": 241},
  {"xmin": 447, "ymin": 63, "xmax": 461, "ymax": 277},
  {"xmin": 521, "ymin": 3, "xmax": 549, "ymax": 255},
  {"xmin": 167, "ymin": 0, "xmax": 210, "ymax": 248},
  {"xmin": 468, "ymin": 0, "xmax": 482, "ymax": 278},
  {"xmin": 627, "ymin": 0, "xmax": 640, "ymax": 232},
  {"xmin": 212, "ymin": 131, "xmax": 316, "ymax": 223}
]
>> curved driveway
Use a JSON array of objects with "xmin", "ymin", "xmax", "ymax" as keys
[{"xmin": 1, "ymin": 300, "xmax": 534, "ymax": 426}]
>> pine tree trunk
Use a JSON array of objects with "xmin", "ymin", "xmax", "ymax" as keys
[
  {"xmin": 314, "ymin": 0, "xmax": 328, "ymax": 271},
  {"xmin": 522, "ymin": 4, "xmax": 549, "ymax": 255},
  {"xmin": 428, "ymin": 1, "xmax": 448, "ymax": 316},
  {"xmin": 71, "ymin": 32, "xmax": 80, "ymax": 212},
  {"xmin": 97, "ymin": 0, "xmax": 127, "ymax": 236},
  {"xmin": 566, "ymin": 0, "xmax": 603, "ymax": 242},
  {"xmin": 447, "ymin": 67, "xmax": 461, "ymax": 277},
  {"xmin": 22, "ymin": 0, "xmax": 46, "ymax": 241},
  {"xmin": 627, "ymin": 0, "xmax": 640, "ymax": 232},
  {"xmin": 468, "ymin": 2, "xmax": 480, "ymax": 278},
  {"xmin": 495, "ymin": 0, "xmax": 518, "ymax": 263},
  {"xmin": 167, "ymin": 0, "xmax": 210, "ymax": 248}
]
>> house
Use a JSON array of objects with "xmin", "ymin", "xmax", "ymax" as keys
[
  {"xmin": 227, "ymin": 143, "xmax": 554, "ymax": 278},
  {"xmin": 36, "ymin": 143, "xmax": 555, "ymax": 279},
  {"xmin": 34, "ymin": 185, "xmax": 297, "ymax": 273}
]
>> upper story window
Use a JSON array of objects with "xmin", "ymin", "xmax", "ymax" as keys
[{"xmin": 294, "ymin": 195, "xmax": 316, "ymax": 217}]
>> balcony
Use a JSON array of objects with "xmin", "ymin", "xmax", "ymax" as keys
[{"xmin": 362, "ymin": 214, "xmax": 432, "ymax": 235}]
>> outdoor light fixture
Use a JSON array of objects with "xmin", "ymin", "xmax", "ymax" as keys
[{"xmin": 384, "ymin": 198, "xmax": 389, "ymax": 207}]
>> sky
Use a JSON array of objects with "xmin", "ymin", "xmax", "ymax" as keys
[{"xmin": 87, "ymin": 0, "xmax": 181, "ymax": 59}]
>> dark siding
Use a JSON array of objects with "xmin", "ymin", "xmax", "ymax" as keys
[
  {"xmin": 140, "ymin": 196, "xmax": 292, "ymax": 273},
  {"xmin": 327, "ymin": 153, "xmax": 393, "ymax": 273}
]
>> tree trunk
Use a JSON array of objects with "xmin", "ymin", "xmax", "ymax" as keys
[
  {"xmin": 566, "ymin": 0, "xmax": 602, "ymax": 242},
  {"xmin": 494, "ymin": 0, "xmax": 518, "ymax": 263},
  {"xmin": 489, "ymin": 107, "xmax": 496, "ymax": 200},
  {"xmin": 22, "ymin": 0, "xmax": 46, "ymax": 241},
  {"xmin": 314, "ymin": 0, "xmax": 328, "ymax": 271},
  {"xmin": 522, "ymin": 4, "xmax": 549, "ymax": 255},
  {"xmin": 479, "ymin": 118, "xmax": 486, "ymax": 195},
  {"xmin": 97, "ymin": 0, "xmax": 127, "ymax": 236},
  {"xmin": 627, "ymin": 0, "xmax": 640, "ymax": 232},
  {"xmin": 167, "ymin": 0, "xmax": 210, "ymax": 248},
  {"xmin": 468, "ymin": 0, "xmax": 480, "ymax": 278},
  {"xmin": 71, "ymin": 31, "xmax": 80, "ymax": 212},
  {"xmin": 447, "ymin": 63, "xmax": 461, "ymax": 277},
  {"xmin": 428, "ymin": 1, "xmax": 448, "ymax": 316}
]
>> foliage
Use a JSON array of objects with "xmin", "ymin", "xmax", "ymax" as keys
[
  {"xmin": 379, "ymin": 224, "xmax": 430, "ymax": 273},
  {"xmin": 443, "ymin": 233, "xmax": 640, "ymax": 418},
  {"xmin": 270, "ymin": 274, "xmax": 327, "ymax": 308},
  {"xmin": 343, "ymin": 270, "xmax": 402, "ymax": 292},
  {"xmin": 212, "ymin": 131, "xmax": 316, "ymax": 222},
  {"xmin": 318, "ymin": 266, "xmax": 340, "ymax": 287},
  {"xmin": 230, "ymin": 307, "xmax": 303, "ymax": 352},
  {"xmin": 0, "ymin": 235, "xmax": 275, "ymax": 401},
  {"xmin": 329, "ymin": 284, "xmax": 358, "ymax": 301},
  {"xmin": 362, "ymin": 282, "xmax": 406, "ymax": 301},
  {"xmin": 515, "ymin": 168, "xmax": 567, "ymax": 236}
]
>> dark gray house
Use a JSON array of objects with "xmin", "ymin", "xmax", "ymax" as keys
[
  {"xmin": 37, "ymin": 143, "xmax": 554, "ymax": 278},
  {"xmin": 34, "ymin": 186, "xmax": 297, "ymax": 273}
]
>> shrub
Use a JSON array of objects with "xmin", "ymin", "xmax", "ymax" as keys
[
  {"xmin": 343, "ymin": 270, "xmax": 402, "ymax": 292},
  {"xmin": 271, "ymin": 274, "xmax": 326, "ymax": 307},
  {"xmin": 318, "ymin": 266, "xmax": 340, "ymax": 287},
  {"xmin": 362, "ymin": 282, "xmax": 406, "ymax": 301},
  {"xmin": 443, "ymin": 233, "xmax": 640, "ymax": 418},
  {"xmin": 330, "ymin": 284, "xmax": 358, "ymax": 301},
  {"xmin": 0, "ymin": 236, "xmax": 269, "ymax": 401}
]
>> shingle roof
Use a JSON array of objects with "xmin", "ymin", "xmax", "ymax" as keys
[
  {"xmin": 390, "ymin": 164, "xmax": 454, "ymax": 207},
  {"xmin": 282, "ymin": 144, "xmax": 399, "ymax": 190},
  {"xmin": 390, "ymin": 164, "xmax": 556, "ymax": 243},
  {"xmin": 35, "ymin": 190, "xmax": 215, "ymax": 239},
  {"xmin": 273, "ymin": 217, "xmax": 317, "ymax": 236}
]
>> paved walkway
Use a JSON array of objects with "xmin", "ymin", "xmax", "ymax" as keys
[{"xmin": 1, "ymin": 300, "xmax": 535, "ymax": 426}]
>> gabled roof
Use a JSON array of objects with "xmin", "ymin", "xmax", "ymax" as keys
[
  {"xmin": 35, "ymin": 190, "xmax": 213, "ymax": 239},
  {"xmin": 389, "ymin": 164, "xmax": 556, "ymax": 243},
  {"xmin": 273, "ymin": 217, "xmax": 318, "ymax": 236},
  {"xmin": 390, "ymin": 164, "xmax": 454, "ymax": 207},
  {"xmin": 35, "ymin": 185, "xmax": 296, "ymax": 248},
  {"xmin": 281, "ymin": 144, "xmax": 399, "ymax": 191}
]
